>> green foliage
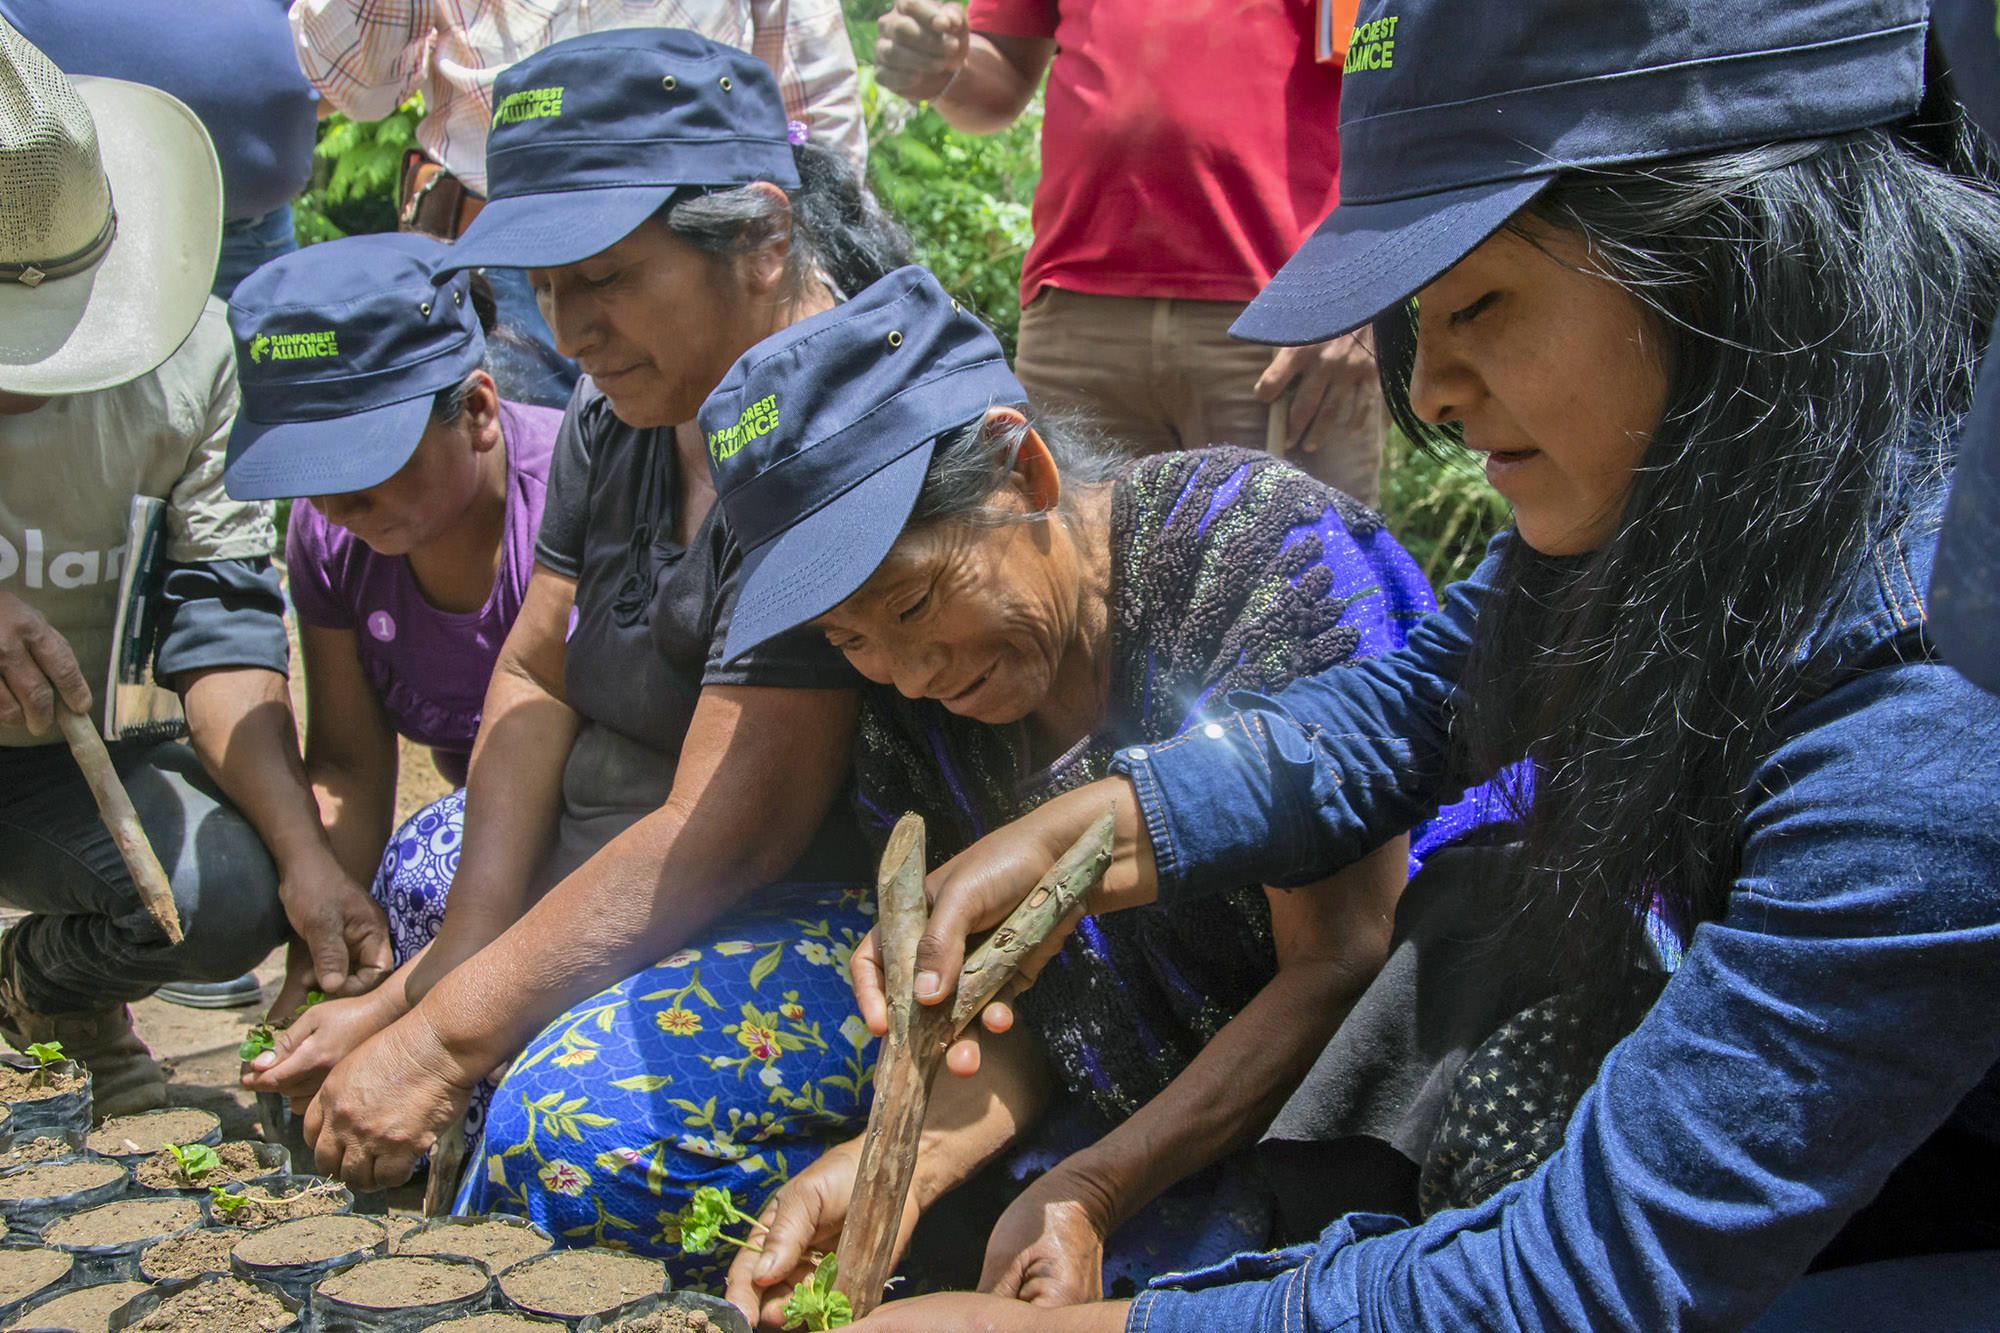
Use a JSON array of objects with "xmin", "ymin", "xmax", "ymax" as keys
[
  {"xmin": 209, "ymin": 1186, "xmax": 248, "ymax": 1215},
  {"xmin": 859, "ymin": 69, "xmax": 1040, "ymax": 355},
  {"xmin": 167, "ymin": 1143, "xmax": 222, "ymax": 1182},
  {"xmin": 293, "ymin": 99, "xmax": 423, "ymax": 245},
  {"xmin": 672, "ymin": 1184, "xmax": 760, "ymax": 1256},
  {"xmin": 783, "ymin": 1252, "xmax": 854, "ymax": 1330},
  {"xmin": 1377, "ymin": 431, "xmax": 1514, "ymax": 588},
  {"xmin": 24, "ymin": 1041, "xmax": 63, "ymax": 1066},
  {"xmin": 238, "ymin": 1025, "xmax": 275, "ymax": 1062}
]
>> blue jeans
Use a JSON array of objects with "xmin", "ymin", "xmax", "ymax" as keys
[
  {"xmin": 481, "ymin": 264, "xmax": 579, "ymax": 409},
  {"xmin": 212, "ymin": 204, "xmax": 297, "ymax": 301}
]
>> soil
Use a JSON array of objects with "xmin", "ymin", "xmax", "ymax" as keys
[
  {"xmin": 600, "ymin": 1313, "xmax": 717, "ymax": 1333},
  {"xmin": 212, "ymin": 1182, "xmax": 348, "ymax": 1229},
  {"xmin": 7, "ymin": 1278, "xmax": 148, "ymax": 1331},
  {"xmin": 426, "ymin": 1318, "xmax": 561, "ymax": 1332},
  {"xmin": 395, "ymin": 1220, "xmax": 550, "ymax": 1273},
  {"xmin": 44, "ymin": 1197, "xmax": 200, "ymax": 1249},
  {"xmin": 0, "ymin": 1069, "xmax": 84, "ymax": 1105},
  {"xmin": 232, "ymin": 1215, "xmax": 384, "ymax": 1268},
  {"xmin": 498, "ymin": 1251, "xmax": 666, "ymax": 1319},
  {"xmin": 0, "ymin": 1160, "xmax": 124, "ymax": 1202},
  {"xmin": 86, "ymin": 1109, "xmax": 219, "ymax": 1159},
  {"xmin": 140, "ymin": 1228, "xmax": 240, "ymax": 1282},
  {"xmin": 126, "ymin": 1276, "xmax": 294, "ymax": 1332},
  {"xmin": 133, "ymin": 1142, "xmax": 272, "ymax": 1191},
  {"xmin": 0, "ymin": 1247, "xmax": 70, "ymax": 1305},
  {"xmin": 318, "ymin": 1256, "xmax": 487, "ymax": 1309},
  {"xmin": 0, "ymin": 1139, "xmax": 75, "ymax": 1173}
]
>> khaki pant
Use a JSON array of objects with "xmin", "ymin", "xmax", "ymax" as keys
[{"xmin": 1014, "ymin": 287, "xmax": 1385, "ymax": 506}]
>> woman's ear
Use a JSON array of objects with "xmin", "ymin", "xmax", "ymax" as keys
[
  {"xmin": 463, "ymin": 370, "xmax": 503, "ymax": 456},
  {"xmin": 736, "ymin": 182, "xmax": 796, "ymax": 298},
  {"xmin": 996, "ymin": 407, "xmax": 1062, "ymax": 512}
]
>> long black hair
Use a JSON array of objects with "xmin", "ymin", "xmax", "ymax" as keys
[{"xmin": 1373, "ymin": 118, "xmax": 2000, "ymax": 1059}]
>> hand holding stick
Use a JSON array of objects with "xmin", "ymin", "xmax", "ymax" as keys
[
  {"xmin": 834, "ymin": 808, "xmax": 1116, "ymax": 1317},
  {"xmin": 56, "ymin": 706, "xmax": 184, "ymax": 944}
]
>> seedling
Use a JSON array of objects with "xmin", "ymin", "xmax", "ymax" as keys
[
  {"xmin": 166, "ymin": 1142, "xmax": 221, "ymax": 1183},
  {"xmin": 24, "ymin": 1041, "xmax": 64, "ymax": 1087},
  {"xmin": 239, "ymin": 990, "xmax": 330, "ymax": 1061},
  {"xmin": 208, "ymin": 1186, "xmax": 248, "ymax": 1216},
  {"xmin": 672, "ymin": 1185, "xmax": 762, "ymax": 1256},
  {"xmin": 782, "ymin": 1253, "xmax": 853, "ymax": 1331}
]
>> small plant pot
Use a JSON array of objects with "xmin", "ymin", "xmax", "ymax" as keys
[
  {"xmin": 0, "ymin": 1158, "xmax": 129, "ymax": 1243},
  {"xmin": 86, "ymin": 1109, "xmax": 223, "ymax": 1165},
  {"xmin": 576, "ymin": 1291, "xmax": 752, "ymax": 1333},
  {"xmin": 138, "ymin": 1225, "xmax": 242, "ymax": 1283},
  {"xmin": 310, "ymin": 1254, "xmax": 494, "ymax": 1332},
  {"xmin": 0, "ymin": 1244, "xmax": 74, "ymax": 1324},
  {"xmin": 206, "ymin": 1175, "xmax": 355, "ymax": 1229},
  {"xmin": 0, "ymin": 1059, "xmax": 91, "ymax": 1147},
  {"xmin": 0, "ymin": 1103, "xmax": 15, "ymax": 1157},
  {"xmin": 42, "ymin": 1195, "xmax": 203, "ymax": 1283},
  {"xmin": 108, "ymin": 1273, "xmax": 302, "ymax": 1333},
  {"xmin": 496, "ymin": 1250, "xmax": 669, "ymax": 1329},
  {"xmin": 228, "ymin": 1213, "xmax": 388, "ymax": 1303},
  {"xmin": 10, "ymin": 1278, "xmax": 149, "ymax": 1332},
  {"xmin": 393, "ymin": 1215, "xmax": 554, "ymax": 1274},
  {"xmin": 0, "ymin": 1135, "xmax": 87, "ymax": 1177},
  {"xmin": 426, "ymin": 1316, "xmax": 565, "ymax": 1332},
  {"xmin": 132, "ymin": 1140, "xmax": 289, "ymax": 1195}
]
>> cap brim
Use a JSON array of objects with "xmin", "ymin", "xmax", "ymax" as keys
[
  {"xmin": 435, "ymin": 186, "xmax": 674, "ymax": 276},
  {"xmin": 722, "ymin": 443, "xmax": 936, "ymax": 664},
  {"xmin": 1931, "ymin": 313, "xmax": 2000, "ymax": 695},
  {"xmin": 1232, "ymin": 176, "xmax": 1554, "ymax": 346},
  {"xmin": 223, "ymin": 394, "xmax": 433, "ymax": 502},
  {"xmin": 0, "ymin": 78, "xmax": 222, "ymax": 394}
]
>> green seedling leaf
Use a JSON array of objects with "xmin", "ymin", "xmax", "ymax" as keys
[
  {"xmin": 24, "ymin": 1041, "xmax": 62, "ymax": 1066},
  {"xmin": 672, "ymin": 1184, "xmax": 760, "ymax": 1256},
  {"xmin": 302, "ymin": 991, "xmax": 327, "ymax": 1010},
  {"xmin": 209, "ymin": 1186, "xmax": 248, "ymax": 1215},
  {"xmin": 782, "ymin": 1252, "xmax": 853, "ymax": 1330},
  {"xmin": 238, "ymin": 1024, "xmax": 276, "ymax": 1062},
  {"xmin": 167, "ymin": 1142, "xmax": 221, "ymax": 1182}
]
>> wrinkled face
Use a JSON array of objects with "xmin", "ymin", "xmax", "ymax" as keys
[
  {"xmin": 1409, "ymin": 219, "xmax": 1668, "ymax": 556},
  {"xmin": 529, "ymin": 219, "xmax": 768, "ymax": 429},
  {"xmin": 310, "ymin": 410, "xmax": 486, "ymax": 557},
  {"xmin": 815, "ymin": 495, "xmax": 1085, "ymax": 726}
]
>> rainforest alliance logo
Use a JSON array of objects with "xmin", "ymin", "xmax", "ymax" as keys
[
  {"xmin": 1345, "ymin": 14, "xmax": 1399, "ymax": 73},
  {"xmin": 708, "ymin": 393, "xmax": 781, "ymax": 464},
  {"xmin": 249, "ymin": 330, "xmax": 339, "ymax": 364},
  {"xmin": 493, "ymin": 86, "xmax": 565, "ymax": 126}
]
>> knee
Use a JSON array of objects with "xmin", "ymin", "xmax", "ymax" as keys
[
  {"xmin": 169, "ymin": 803, "xmax": 287, "ymax": 979},
  {"xmin": 372, "ymin": 791, "xmax": 466, "ymax": 906}
]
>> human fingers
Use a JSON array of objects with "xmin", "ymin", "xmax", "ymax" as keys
[
  {"xmin": 0, "ymin": 640, "xmax": 57, "ymax": 734},
  {"xmin": 241, "ymin": 1010, "xmax": 321, "ymax": 1089},
  {"xmin": 304, "ymin": 1093, "xmax": 334, "ymax": 1174},
  {"xmin": 338, "ymin": 1144, "xmax": 377, "ymax": 1193},
  {"xmin": 1254, "ymin": 343, "xmax": 1305, "ymax": 404},
  {"xmin": 944, "ymin": 1036, "xmax": 983, "ymax": 1078},
  {"xmin": 26, "ymin": 623, "xmax": 91, "ymax": 721},
  {"xmin": 850, "ymin": 930, "xmax": 891, "ymax": 1037},
  {"xmin": 340, "ymin": 905, "xmax": 394, "ymax": 995},
  {"xmin": 302, "ymin": 905, "xmax": 355, "ymax": 997}
]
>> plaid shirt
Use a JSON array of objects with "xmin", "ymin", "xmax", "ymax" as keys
[{"xmin": 289, "ymin": 0, "xmax": 865, "ymax": 193}]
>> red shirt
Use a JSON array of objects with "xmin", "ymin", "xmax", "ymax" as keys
[{"xmin": 969, "ymin": 0, "xmax": 1344, "ymax": 305}]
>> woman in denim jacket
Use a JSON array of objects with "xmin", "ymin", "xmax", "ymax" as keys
[{"xmin": 811, "ymin": 2, "xmax": 2000, "ymax": 1329}]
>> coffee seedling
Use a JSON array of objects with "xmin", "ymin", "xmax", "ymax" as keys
[
  {"xmin": 166, "ymin": 1142, "xmax": 221, "ymax": 1183},
  {"xmin": 24, "ymin": 1040, "xmax": 64, "ymax": 1087},
  {"xmin": 208, "ymin": 1186, "xmax": 249, "ymax": 1216},
  {"xmin": 782, "ymin": 1253, "xmax": 853, "ymax": 1331},
  {"xmin": 672, "ymin": 1185, "xmax": 762, "ymax": 1256},
  {"xmin": 239, "ymin": 989, "xmax": 329, "ymax": 1061}
]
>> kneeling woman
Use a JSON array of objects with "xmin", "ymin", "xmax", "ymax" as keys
[
  {"xmin": 705, "ymin": 266, "xmax": 1500, "ymax": 1314},
  {"xmin": 257, "ymin": 30, "xmax": 910, "ymax": 1274},
  {"xmin": 223, "ymin": 233, "xmax": 559, "ymax": 1015},
  {"xmin": 839, "ymin": 3, "xmax": 2000, "ymax": 1329}
]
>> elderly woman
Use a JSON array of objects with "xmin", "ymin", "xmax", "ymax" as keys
[
  {"xmin": 704, "ymin": 265, "xmax": 1499, "ymax": 1319},
  {"xmin": 244, "ymin": 29, "xmax": 910, "ymax": 1271}
]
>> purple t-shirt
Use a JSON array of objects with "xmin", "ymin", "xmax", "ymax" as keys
[{"xmin": 286, "ymin": 401, "xmax": 561, "ymax": 784}]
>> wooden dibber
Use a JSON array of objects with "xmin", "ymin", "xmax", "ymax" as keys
[
  {"xmin": 56, "ymin": 706, "xmax": 184, "ymax": 944},
  {"xmin": 834, "ymin": 808, "xmax": 1117, "ymax": 1317}
]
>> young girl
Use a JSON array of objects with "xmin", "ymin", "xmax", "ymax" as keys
[{"xmin": 804, "ymin": 1, "xmax": 2000, "ymax": 1328}]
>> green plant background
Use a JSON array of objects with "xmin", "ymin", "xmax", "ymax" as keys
[{"xmin": 292, "ymin": 8, "xmax": 1502, "ymax": 585}]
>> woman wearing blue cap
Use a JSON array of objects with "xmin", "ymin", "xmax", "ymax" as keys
[
  {"xmin": 288, "ymin": 28, "xmax": 913, "ymax": 1272},
  {"xmin": 221, "ymin": 233, "xmax": 561, "ymax": 1101},
  {"xmin": 832, "ymin": 2, "xmax": 2000, "ymax": 1330}
]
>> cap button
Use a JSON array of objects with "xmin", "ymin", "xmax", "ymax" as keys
[
  {"xmin": 719, "ymin": 75, "xmax": 733, "ymax": 92},
  {"xmin": 420, "ymin": 301, "xmax": 433, "ymax": 317},
  {"xmin": 661, "ymin": 75, "xmax": 678, "ymax": 91},
  {"xmin": 886, "ymin": 330, "xmax": 903, "ymax": 349}
]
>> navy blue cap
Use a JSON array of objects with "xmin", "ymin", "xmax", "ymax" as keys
[
  {"xmin": 436, "ymin": 28, "xmax": 801, "ymax": 277},
  {"xmin": 1235, "ymin": 0, "xmax": 1930, "ymax": 344},
  {"xmin": 704, "ymin": 266, "xmax": 1027, "ymax": 663},
  {"xmin": 224, "ymin": 233, "xmax": 486, "ymax": 501},
  {"xmin": 1928, "ymin": 0, "xmax": 2000, "ymax": 695}
]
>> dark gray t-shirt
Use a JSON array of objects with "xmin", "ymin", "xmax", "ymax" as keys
[{"xmin": 533, "ymin": 381, "xmax": 863, "ymax": 883}]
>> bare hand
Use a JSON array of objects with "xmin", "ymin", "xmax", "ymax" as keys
[
  {"xmin": 876, "ymin": 0, "xmax": 971, "ymax": 101},
  {"xmin": 278, "ymin": 858, "xmax": 393, "ymax": 997},
  {"xmin": 0, "ymin": 589, "xmax": 91, "ymax": 734},
  {"xmin": 241, "ymin": 984, "xmax": 404, "ymax": 1112},
  {"xmin": 852, "ymin": 1292, "xmax": 1131, "ymax": 1332},
  {"xmin": 979, "ymin": 1168, "xmax": 1112, "ymax": 1307},
  {"xmin": 1255, "ymin": 332, "xmax": 1379, "ymax": 456},
  {"xmin": 304, "ymin": 1008, "xmax": 471, "ymax": 1191},
  {"xmin": 726, "ymin": 1138, "xmax": 924, "ymax": 1328}
]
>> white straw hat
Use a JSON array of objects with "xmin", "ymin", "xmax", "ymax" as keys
[{"xmin": 0, "ymin": 19, "xmax": 222, "ymax": 395}]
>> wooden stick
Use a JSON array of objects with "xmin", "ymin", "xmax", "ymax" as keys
[
  {"xmin": 57, "ymin": 707, "xmax": 184, "ymax": 944},
  {"xmin": 422, "ymin": 1110, "xmax": 469, "ymax": 1217},
  {"xmin": 835, "ymin": 809, "xmax": 1117, "ymax": 1317}
]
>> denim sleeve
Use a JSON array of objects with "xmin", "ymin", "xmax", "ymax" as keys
[
  {"xmin": 1114, "ymin": 536, "xmax": 1507, "ymax": 903},
  {"xmin": 155, "ymin": 557, "xmax": 289, "ymax": 679},
  {"xmin": 1131, "ymin": 657, "xmax": 2000, "ymax": 1331}
]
